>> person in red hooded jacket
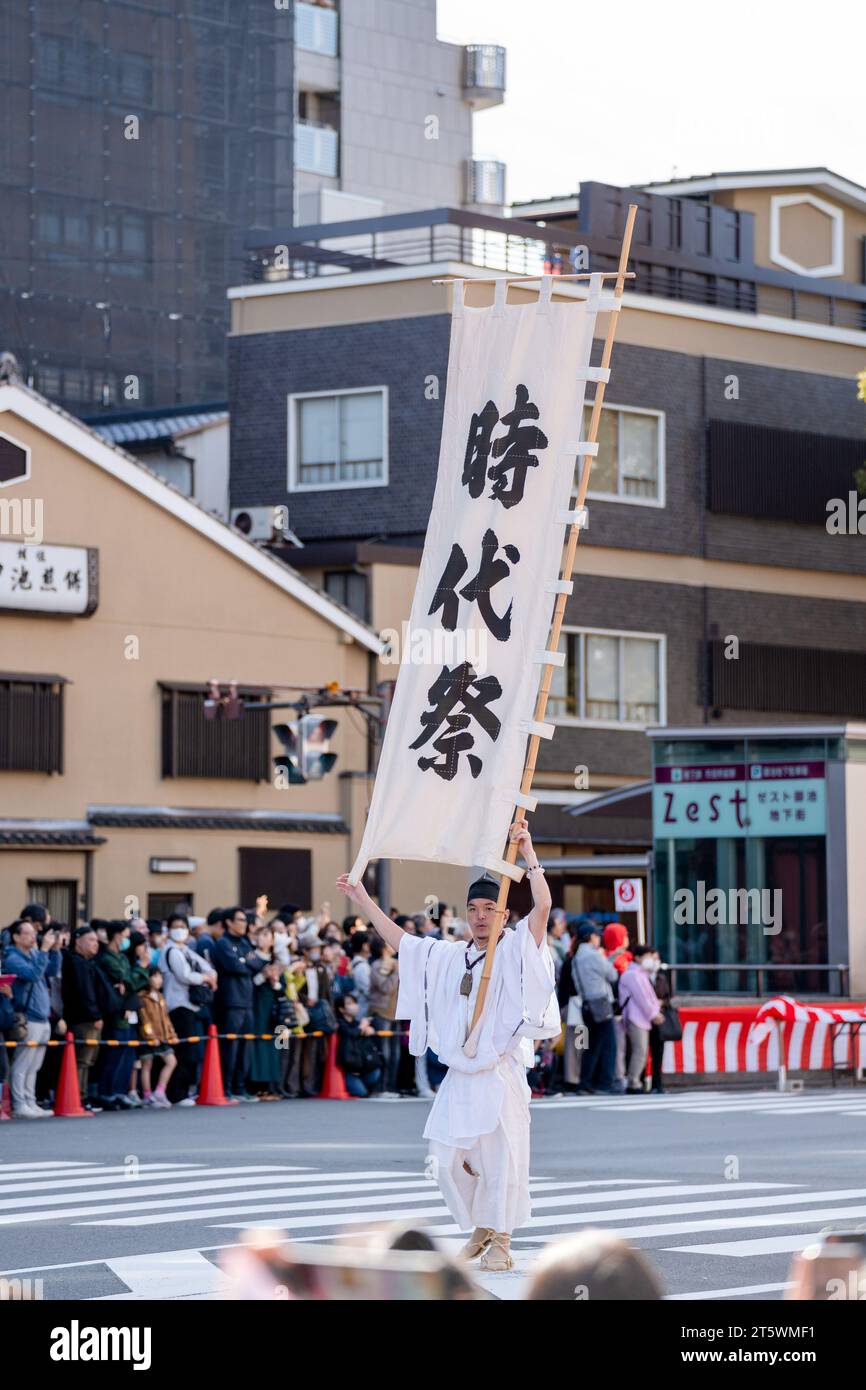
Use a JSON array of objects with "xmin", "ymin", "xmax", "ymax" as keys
[{"xmin": 602, "ymin": 923, "xmax": 632, "ymax": 1093}]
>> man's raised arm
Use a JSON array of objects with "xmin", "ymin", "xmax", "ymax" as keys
[{"xmin": 336, "ymin": 873, "xmax": 406, "ymax": 952}]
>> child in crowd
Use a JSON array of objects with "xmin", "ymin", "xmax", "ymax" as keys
[{"xmin": 137, "ymin": 965, "xmax": 178, "ymax": 1107}]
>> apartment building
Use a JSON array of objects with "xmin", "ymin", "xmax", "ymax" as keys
[
  {"xmin": 0, "ymin": 0, "xmax": 504, "ymax": 414},
  {"xmin": 226, "ymin": 169, "xmax": 866, "ymax": 989}
]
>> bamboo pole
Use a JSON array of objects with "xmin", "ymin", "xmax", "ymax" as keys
[{"xmin": 464, "ymin": 204, "xmax": 639, "ymax": 1056}]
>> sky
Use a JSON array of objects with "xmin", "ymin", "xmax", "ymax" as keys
[{"xmin": 436, "ymin": 0, "xmax": 865, "ymax": 205}]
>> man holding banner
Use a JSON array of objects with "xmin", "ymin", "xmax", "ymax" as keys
[
  {"xmin": 338, "ymin": 816, "xmax": 560, "ymax": 1272},
  {"xmin": 338, "ymin": 228, "xmax": 635, "ymax": 1271}
]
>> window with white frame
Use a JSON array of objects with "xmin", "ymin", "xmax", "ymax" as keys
[
  {"xmin": 289, "ymin": 388, "xmax": 387, "ymax": 489},
  {"xmin": 549, "ymin": 628, "xmax": 665, "ymax": 727},
  {"xmin": 577, "ymin": 404, "xmax": 664, "ymax": 505}
]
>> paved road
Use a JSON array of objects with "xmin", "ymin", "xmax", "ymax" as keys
[{"xmin": 2, "ymin": 1087, "xmax": 865, "ymax": 1301}]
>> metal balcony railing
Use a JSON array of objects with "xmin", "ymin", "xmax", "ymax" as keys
[
  {"xmin": 295, "ymin": 1, "xmax": 338, "ymax": 57},
  {"xmin": 463, "ymin": 43, "xmax": 506, "ymax": 107},
  {"xmin": 294, "ymin": 120, "xmax": 339, "ymax": 177},
  {"xmin": 466, "ymin": 158, "xmax": 506, "ymax": 206},
  {"xmin": 241, "ymin": 202, "xmax": 866, "ymax": 334}
]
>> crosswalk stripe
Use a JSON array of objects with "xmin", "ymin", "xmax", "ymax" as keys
[
  {"xmin": 101, "ymin": 1250, "xmax": 231, "ymax": 1300},
  {"xmin": 88, "ymin": 1187, "xmax": 455, "ymax": 1227},
  {"xmin": 0, "ymin": 1162, "xmax": 422, "ymax": 1217},
  {"xmin": 79, "ymin": 1180, "xmax": 782, "ymax": 1230},
  {"xmin": 0, "ymin": 1161, "xmax": 95, "ymax": 1169},
  {"xmin": 0, "ymin": 1164, "xmax": 214, "ymax": 1195},
  {"xmin": 211, "ymin": 1204, "xmax": 456, "ymax": 1232},
  {"xmin": 665, "ymin": 1280, "xmax": 795, "ymax": 1299},
  {"xmin": 0, "ymin": 1166, "xmax": 331, "ymax": 1214},
  {"xmin": 535, "ymin": 1093, "xmax": 866, "ymax": 1113},
  {"xmin": 0, "ymin": 1178, "xmax": 439, "ymax": 1223},
  {"xmin": 668, "ymin": 1232, "xmax": 863, "ymax": 1258},
  {"xmin": 532, "ymin": 1200, "xmax": 866, "ymax": 1244}
]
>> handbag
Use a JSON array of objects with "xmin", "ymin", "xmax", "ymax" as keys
[
  {"xmin": 167, "ymin": 946, "xmax": 212, "ymax": 1008},
  {"xmin": 583, "ymin": 996, "xmax": 614, "ymax": 1024},
  {"xmin": 10, "ymin": 980, "xmax": 36, "ymax": 1041},
  {"xmin": 565, "ymin": 956, "xmax": 583, "ymax": 1027},
  {"xmin": 658, "ymin": 1004, "xmax": 682, "ymax": 1042},
  {"xmin": 574, "ymin": 953, "xmax": 614, "ymax": 1024}
]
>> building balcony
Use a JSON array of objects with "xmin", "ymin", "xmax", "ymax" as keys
[
  {"xmin": 463, "ymin": 43, "xmax": 506, "ymax": 108},
  {"xmin": 295, "ymin": 0, "xmax": 338, "ymax": 56},
  {"xmin": 294, "ymin": 120, "xmax": 339, "ymax": 177},
  {"xmin": 466, "ymin": 158, "xmax": 506, "ymax": 207},
  {"xmin": 241, "ymin": 193, "xmax": 866, "ymax": 335}
]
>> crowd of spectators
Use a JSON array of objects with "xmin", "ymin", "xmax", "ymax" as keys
[{"xmin": 0, "ymin": 897, "xmax": 674, "ymax": 1117}]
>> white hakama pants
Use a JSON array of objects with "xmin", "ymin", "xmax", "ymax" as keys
[{"xmin": 425, "ymin": 1052, "xmax": 531, "ymax": 1234}]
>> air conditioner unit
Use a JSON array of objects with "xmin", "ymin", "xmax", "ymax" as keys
[{"xmin": 230, "ymin": 505, "xmax": 299, "ymax": 543}]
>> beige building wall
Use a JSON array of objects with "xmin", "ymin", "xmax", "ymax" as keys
[
  {"xmin": 231, "ymin": 270, "xmax": 866, "ymax": 379},
  {"xmin": 715, "ymin": 185, "xmax": 866, "ymax": 284},
  {"xmin": 0, "ymin": 406, "xmax": 374, "ymax": 922}
]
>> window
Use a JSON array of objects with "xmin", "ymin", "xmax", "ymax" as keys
[
  {"xmin": 104, "ymin": 212, "xmax": 149, "ymax": 277},
  {"xmin": 38, "ymin": 35, "xmax": 100, "ymax": 93},
  {"xmin": 708, "ymin": 420, "xmax": 864, "ymax": 525},
  {"xmin": 113, "ymin": 52, "xmax": 153, "ymax": 105},
  {"xmin": 578, "ymin": 404, "xmax": 664, "ymax": 506},
  {"xmin": 289, "ymin": 388, "xmax": 388, "ymax": 490},
  {"xmin": 709, "ymin": 640, "xmax": 866, "ymax": 719},
  {"xmin": 0, "ymin": 675, "xmax": 65, "ymax": 773},
  {"xmin": 161, "ymin": 685, "xmax": 271, "ymax": 781},
  {"xmin": 239, "ymin": 848, "xmax": 312, "ymax": 912},
  {"xmin": 549, "ymin": 629, "xmax": 665, "ymax": 727},
  {"xmin": 324, "ymin": 570, "xmax": 369, "ymax": 622},
  {"xmin": 148, "ymin": 893, "xmax": 194, "ymax": 923},
  {"xmin": 27, "ymin": 880, "xmax": 77, "ymax": 927}
]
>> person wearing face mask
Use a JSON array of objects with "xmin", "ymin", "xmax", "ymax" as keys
[
  {"xmin": 643, "ymin": 947, "xmax": 671, "ymax": 1094},
  {"xmin": 270, "ymin": 918, "xmax": 292, "ymax": 966},
  {"xmin": 212, "ymin": 906, "xmax": 261, "ymax": 1101},
  {"xmin": 617, "ymin": 945, "xmax": 665, "ymax": 1095},
  {"xmin": 163, "ymin": 915, "xmax": 217, "ymax": 1104}
]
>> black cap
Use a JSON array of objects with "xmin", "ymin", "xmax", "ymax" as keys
[
  {"xmin": 467, "ymin": 876, "xmax": 500, "ymax": 904},
  {"xmin": 73, "ymin": 924, "xmax": 96, "ymax": 940},
  {"xmin": 21, "ymin": 902, "xmax": 48, "ymax": 924}
]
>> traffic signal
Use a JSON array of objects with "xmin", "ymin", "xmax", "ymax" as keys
[
  {"xmin": 300, "ymin": 715, "xmax": 338, "ymax": 779},
  {"xmin": 273, "ymin": 715, "xmax": 338, "ymax": 784}
]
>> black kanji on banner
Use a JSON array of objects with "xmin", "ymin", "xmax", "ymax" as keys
[
  {"xmin": 428, "ymin": 528, "xmax": 520, "ymax": 641},
  {"xmin": 462, "ymin": 383, "xmax": 549, "ymax": 508},
  {"xmin": 409, "ymin": 661, "xmax": 502, "ymax": 780}
]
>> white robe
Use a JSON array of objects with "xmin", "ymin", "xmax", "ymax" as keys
[{"xmin": 396, "ymin": 917, "xmax": 561, "ymax": 1234}]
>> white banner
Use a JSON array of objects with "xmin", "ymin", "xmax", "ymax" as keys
[{"xmin": 350, "ymin": 278, "xmax": 602, "ymax": 882}]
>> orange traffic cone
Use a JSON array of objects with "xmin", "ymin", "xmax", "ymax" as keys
[
  {"xmin": 319, "ymin": 1032, "xmax": 351, "ymax": 1100},
  {"xmin": 196, "ymin": 1023, "xmax": 237, "ymax": 1105},
  {"xmin": 54, "ymin": 1034, "xmax": 93, "ymax": 1117}
]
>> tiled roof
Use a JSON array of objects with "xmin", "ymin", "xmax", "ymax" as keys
[
  {"xmin": 0, "ymin": 828, "xmax": 105, "ymax": 847},
  {"xmin": 93, "ymin": 411, "xmax": 228, "ymax": 445},
  {"xmin": 88, "ymin": 809, "xmax": 348, "ymax": 834}
]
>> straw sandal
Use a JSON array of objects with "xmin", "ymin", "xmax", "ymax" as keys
[
  {"xmin": 459, "ymin": 1226, "xmax": 495, "ymax": 1260},
  {"xmin": 479, "ymin": 1232, "xmax": 514, "ymax": 1271}
]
